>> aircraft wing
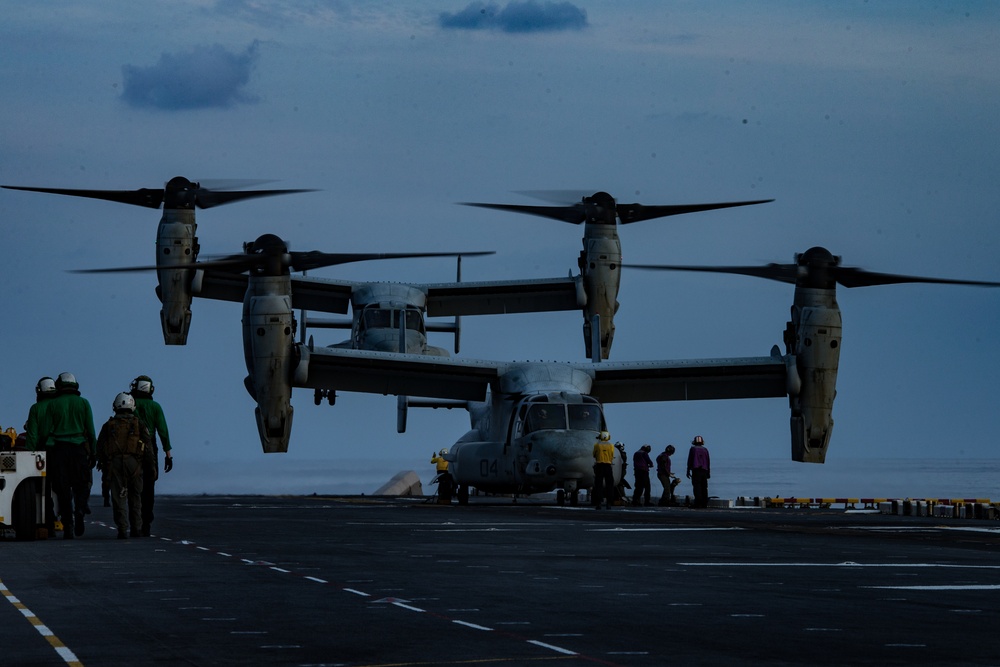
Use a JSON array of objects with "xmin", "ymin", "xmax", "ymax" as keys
[
  {"xmin": 298, "ymin": 345, "xmax": 503, "ymax": 401},
  {"xmin": 584, "ymin": 355, "xmax": 789, "ymax": 403},
  {"xmin": 194, "ymin": 272, "xmax": 354, "ymax": 313},
  {"xmin": 421, "ymin": 276, "xmax": 583, "ymax": 317},
  {"xmin": 194, "ymin": 273, "xmax": 581, "ymax": 317},
  {"xmin": 297, "ymin": 345, "xmax": 788, "ymax": 404}
]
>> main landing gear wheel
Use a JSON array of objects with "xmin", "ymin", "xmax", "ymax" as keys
[{"xmin": 557, "ymin": 489, "xmax": 581, "ymax": 506}]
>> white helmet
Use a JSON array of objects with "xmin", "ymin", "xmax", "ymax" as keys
[
  {"xmin": 36, "ymin": 377, "xmax": 56, "ymax": 395},
  {"xmin": 599, "ymin": 430, "xmax": 610, "ymax": 441},
  {"xmin": 56, "ymin": 372, "xmax": 78, "ymax": 389},
  {"xmin": 113, "ymin": 392, "xmax": 136, "ymax": 412},
  {"xmin": 439, "ymin": 448, "xmax": 448, "ymax": 456}
]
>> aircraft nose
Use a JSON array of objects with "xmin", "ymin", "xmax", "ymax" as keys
[{"xmin": 524, "ymin": 430, "xmax": 597, "ymax": 482}]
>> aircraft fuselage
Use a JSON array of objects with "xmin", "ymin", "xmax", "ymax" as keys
[{"xmin": 445, "ymin": 365, "xmax": 621, "ymax": 499}]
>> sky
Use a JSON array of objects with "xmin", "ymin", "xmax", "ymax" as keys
[{"xmin": 2, "ymin": 1, "xmax": 999, "ymax": 494}]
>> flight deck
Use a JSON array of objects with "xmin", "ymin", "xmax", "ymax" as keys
[{"xmin": 3, "ymin": 495, "xmax": 999, "ymax": 666}]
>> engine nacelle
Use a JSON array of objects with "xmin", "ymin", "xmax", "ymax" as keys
[
  {"xmin": 244, "ymin": 291, "xmax": 296, "ymax": 453},
  {"xmin": 579, "ymin": 224, "xmax": 621, "ymax": 360},
  {"xmin": 786, "ymin": 287, "xmax": 841, "ymax": 463},
  {"xmin": 155, "ymin": 209, "xmax": 199, "ymax": 345}
]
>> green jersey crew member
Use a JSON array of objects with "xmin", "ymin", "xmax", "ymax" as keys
[
  {"xmin": 46, "ymin": 373, "xmax": 97, "ymax": 539},
  {"xmin": 24, "ymin": 376, "xmax": 57, "ymax": 451},
  {"xmin": 130, "ymin": 375, "xmax": 173, "ymax": 537},
  {"xmin": 24, "ymin": 376, "xmax": 58, "ymax": 531}
]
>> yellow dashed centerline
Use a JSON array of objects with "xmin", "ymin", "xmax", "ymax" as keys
[{"xmin": 1, "ymin": 579, "xmax": 84, "ymax": 666}]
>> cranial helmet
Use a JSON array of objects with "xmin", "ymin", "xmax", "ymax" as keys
[
  {"xmin": 131, "ymin": 375, "xmax": 154, "ymax": 395},
  {"xmin": 599, "ymin": 430, "xmax": 610, "ymax": 441},
  {"xmin": 439, "ymin": 448, "xmax": 448, "ymax": 456},
  {"xmin": 35, "ymin": 377, "xmax": 56, "ymax": 395},
  {"xmin": 692, "ymin": 435, "xmax": 705, "ymax": 445},
  {"xmin": 56, "ymin": 372, "xmax": 78, "ymax": 390},
  {"xmin": 113, "ymin": 392, "xmax": 136, "ymax": 413}
]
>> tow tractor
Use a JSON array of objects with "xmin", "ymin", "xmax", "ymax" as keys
[{"xmin": 0, "ymin": 427, "xmax": 51, "ymax": 540}]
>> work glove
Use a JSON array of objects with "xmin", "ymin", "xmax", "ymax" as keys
[{"xmin": 164, "ymin": 456, "xmax": 173, "ymax": 473}]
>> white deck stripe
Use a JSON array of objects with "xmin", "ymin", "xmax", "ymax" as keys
[
  {"xmin": 453, "ymin": 620, "xmax": 493, "ymax": 631},
  {"xmin": 527, "ymin": 639, "xmax": 577, "ymax": 655}
]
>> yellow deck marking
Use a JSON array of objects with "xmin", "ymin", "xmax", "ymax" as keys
[{"xmin": 1, "ymin": 579, "xmax": 84, "ymax": 666}]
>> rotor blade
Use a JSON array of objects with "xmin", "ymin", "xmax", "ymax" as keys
[
  {"xmin": 617, "ymin": 199, "xmax": 774, "ymax": 224},
  {"xmin": 71, "ymin": 250, "xmax": 494, "ymax": 276},
  {"xmin": 195, "ymin": 187, "xmax": 317, "ymax": 209},
  {"xmin": 511, "ymin": 190, "xmax": 595, "ymax": 204},
  {"xmin": 2, "ymin": 185, "xmax": 164, "ymax": 209},
  {"xmin": 626, "ymin": 261, "xmax": 1000, "ymax": 289},
  {"xmin": 460, "ymin": 202, "xmax": 585, "ymax": 224},
  {"xmin": 71, "ymin": 266, "xmax": 158, "ymax": 274},
  {"xmin": 196, "ymin": 179, "xmax": 277, "ymax": 190},
  {"xmin": 833, "ymin": 267, "xmax": 1000, "ymax": 289},
  {"xmin": 625, "ymin": 262, "xmax": 801, "ymax": 285},
  {"xmin": 69, "ymin": 257, "xmax": 255, "ymax": 274},
  {"xmin": 289, "ymin": 250, "xmax": 495, "ymax": 273}
]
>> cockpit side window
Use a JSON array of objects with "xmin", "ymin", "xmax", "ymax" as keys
[{"xmin": 404, "ymin": 308, "xmax": 424, "ymax": 333}]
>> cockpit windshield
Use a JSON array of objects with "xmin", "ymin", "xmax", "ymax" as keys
[
  {"xmin": 568, "ymin": 404, "xmax": 602, "ymax": 431},
  {"xmin": 520, "ymin": 398, "xmax": 606, "ymax": 436},
  {"xmin": 360, "ymin": 307, "xmax": 424, "ymax": 333},
  {"xmin": 524, "ymin": 404, "xmax": 567, "ymax": 432}
]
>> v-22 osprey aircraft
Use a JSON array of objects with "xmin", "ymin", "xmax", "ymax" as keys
[
  {"xmin": 288, "ymin": 242, "xmax": 1000, "ymax": 503},
  {"xmin": 4, "ymin": 179, "xmax": 772, "ymax": 456}
]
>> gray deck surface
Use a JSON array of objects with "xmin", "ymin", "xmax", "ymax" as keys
[{"xmin": 2, "ymin": 495, "xmax": 999, "ymax": 666}]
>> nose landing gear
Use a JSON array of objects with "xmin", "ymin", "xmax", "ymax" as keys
[{"xmin": 556, "ymin": 483, "xmax": 580, "ymax": 506}]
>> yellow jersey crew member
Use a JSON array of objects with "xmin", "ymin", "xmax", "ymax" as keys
[
  {"xmin": 592, "ymin": 431, "xmax": 616, "ymax": 510},
  {"xmin": 431, "ymin": 448, "xmax": 454, "ymax": 504}
]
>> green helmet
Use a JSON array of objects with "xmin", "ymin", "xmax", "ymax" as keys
[{"xmin": 131, "ymin": 375, "xmax": 154, "ymax": 395}]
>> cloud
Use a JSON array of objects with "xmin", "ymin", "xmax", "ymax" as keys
[
  {"xmin": 121, "ymin": 42, "xmax": 260, "ymax": 110},
  {"xmin": 439, "ymin": 1, "xmax": 587, "ymax": 33}
]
